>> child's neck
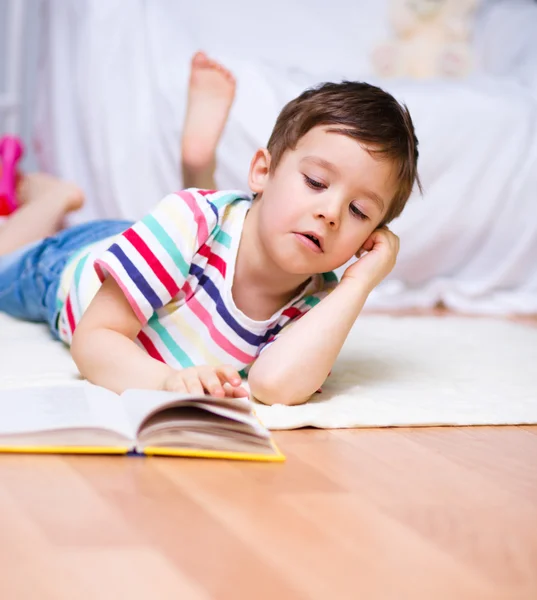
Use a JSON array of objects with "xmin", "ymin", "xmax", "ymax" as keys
[{"xmin": 232, "ymin": 208, "xmax": 311, "ymax": 321}]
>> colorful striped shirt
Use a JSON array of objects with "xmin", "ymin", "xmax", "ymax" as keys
[{"xmin": 56, "ymin": 189, "xmax": 338, "ymax": 372}]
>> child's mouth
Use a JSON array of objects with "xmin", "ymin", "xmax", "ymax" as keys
[{"xmin": 295, "ymin": 232, "xmax": 323, "ymax": 253}]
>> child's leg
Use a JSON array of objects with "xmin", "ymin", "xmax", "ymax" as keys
[
  {"xmin": 181, "ymin": 52, "xmax": 236, "ymax": 190},
  {"xmin": 0, "ymin": 173, "xmax": 84, "ymax": 255}
]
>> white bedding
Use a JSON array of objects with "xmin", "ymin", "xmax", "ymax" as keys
[{"xmin": 2, "ymin": 313, "xmax": 536, "ymax": 431}]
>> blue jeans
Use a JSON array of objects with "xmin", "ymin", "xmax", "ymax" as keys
[{"xmin": 0, "ymin": 220, "xmax": 132, "ymax": 338}]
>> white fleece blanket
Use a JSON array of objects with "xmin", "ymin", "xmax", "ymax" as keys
[{"xmin": 1, "ymin": 312, "xmax": 536, "ymax": 430}]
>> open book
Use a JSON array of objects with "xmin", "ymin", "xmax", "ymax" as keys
[{"xmin": 0, "ymin": 383, "xmax": 284, "ymax": 462}]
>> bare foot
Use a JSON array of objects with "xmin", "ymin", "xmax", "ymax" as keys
[
  {"xmin": 181, "ymin": 51, "xmax": 236, "ymax": 187},
  {"xmin": 16, "ymin": 173, "xmax": 84, "ymax": 213},
  {"xmin": 0, "ymin": 174, "xmax": 85, "ymax": 254}
]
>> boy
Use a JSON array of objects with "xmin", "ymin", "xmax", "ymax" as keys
[{"xmin": 0, "ymin": 53, "xmax": 420, "ymax": 406}]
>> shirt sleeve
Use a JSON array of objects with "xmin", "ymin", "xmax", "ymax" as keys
[{"xmin": 94, "ymin": 189, "xmax": 218, "ymax": 324}]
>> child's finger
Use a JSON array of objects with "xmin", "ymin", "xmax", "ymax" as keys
[
  {"xmin": 361, "ymin": 235, "xmax": 376, "ymax": 252},
  {"xmin": 222, "ymin": 383, "xmax": 250, "ymax": 398},
  {"xmin": 183, "ymin": 372, "xmax": 205, "ymax": 396},
  {"xmin": 216, "ymin": 365, "xmax": 243, "ymax": 387},
  {"xmin": 198, "ymin": 368, "xmax": 225, "ymax": 397},
  {"xmin": 163, "ymin": 374, "xmax": 188, "ymax": 393},
  {"xmin": 231, "ymin": 385, "xmax": 250, "ymax": 398}
]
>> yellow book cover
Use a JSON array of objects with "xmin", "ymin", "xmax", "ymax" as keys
[{"xmin": 0, "ymin": 384, "xmax": 285, "ymax": 463}]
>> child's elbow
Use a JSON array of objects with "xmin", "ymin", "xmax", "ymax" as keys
[
  {"xmin": 70, "ymin": 322, "xmax": 102, "ymax": 379},
  {"xmin": 248, "ymin": 374, "xmax": 312, "ymax": 406},
  {"xmin": 70, "ymin": 326, "xmax": 82, "ymax": 359},
  {"xmin": 70, "ymin": 326, "xmax": 89, "ymax": 373}
]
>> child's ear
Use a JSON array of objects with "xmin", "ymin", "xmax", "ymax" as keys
[{"xmin": 248, "ymin": 149, "xmax": 271, "ymax": 194}]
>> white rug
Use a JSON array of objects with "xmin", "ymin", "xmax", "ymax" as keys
[{"xmin": 1, "ymin": 313, "xmax": 536, "ymax": 430}]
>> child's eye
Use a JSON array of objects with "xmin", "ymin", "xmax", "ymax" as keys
[
  {"xmin": 350, "ymin": 204, "xmax": 368, "ymax": 220},
  {"xmin": 303, "ymin": 175, "xmax": 326, "ymax": 190}
]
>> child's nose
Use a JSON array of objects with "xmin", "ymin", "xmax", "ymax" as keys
[{"xmin": 315, "ymin": 197, "xmax": 342, "ymax": 228}]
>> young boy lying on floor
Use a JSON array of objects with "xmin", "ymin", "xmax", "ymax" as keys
[{"xmin": 0, "ymin": 52, "xmax": 420, "ymax": 406}]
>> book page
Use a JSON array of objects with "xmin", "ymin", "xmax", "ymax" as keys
[
  {"xmin": 137, "ymin": 407, "xmax": 276, "ymax": 454},
  {"xmin": 140, "ymin": 407, "xmax": 271, "ymax": 442},
  {"xmin": 141, "ymin": 429, "xmax": 277, "ymax": 455},
  {"xmin": 120, "ymin": 388, "xmax": 254, "ymax": 434},
  {"xmin": 0, "ymin": 384, "xmax": 133, "ymax": 442},
  {"xmin": 83, "ymin": 383, "xmax": 135, "ymax": 439}
]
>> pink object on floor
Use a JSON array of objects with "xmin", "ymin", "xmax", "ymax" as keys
[{"xmin": 0, "ymin": 136, "xmax": 24, "ymax": 216}]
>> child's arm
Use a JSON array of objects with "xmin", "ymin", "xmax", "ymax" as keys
[
  {"xmin": 71, "ymin": 278, "xmax": 246, "ymax": 397},
  {"xmin": 248, "ymin": 227, "xmax": 399, "ymax": 406},
  {"xmin": 71, "ymin": 278, "xmax": 172, "ymax": 393},
  {"xmin": 71, "ymin": 189, "xmax": 247, "ymax": 396}
]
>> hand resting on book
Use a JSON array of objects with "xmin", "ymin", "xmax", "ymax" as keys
[{"xmin": 161, "ymin": 364, "xmax": 249, "ymax": 398}]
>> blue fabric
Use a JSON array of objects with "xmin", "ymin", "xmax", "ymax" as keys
[{"xmin": 0, "ymin": 220, "xmax": 133, "ymax": 338}]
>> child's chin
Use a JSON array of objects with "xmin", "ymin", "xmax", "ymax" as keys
[{"xmin": 278, "ymin": 259, "xmax": 322, "ymax": 277}]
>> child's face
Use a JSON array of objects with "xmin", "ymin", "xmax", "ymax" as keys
[{"xmin": 250, "ymin": 125, "xmax": 398, "ymax": 275}]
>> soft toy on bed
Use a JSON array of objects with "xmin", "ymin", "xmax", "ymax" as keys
[{"xmin": 372, "ymin": 0, "xmax": 480, "ymax": 79}]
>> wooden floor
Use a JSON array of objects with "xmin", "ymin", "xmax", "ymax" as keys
[{"xmin": 0, "ymin": 426, "xmax": 536, "ymax": 599}]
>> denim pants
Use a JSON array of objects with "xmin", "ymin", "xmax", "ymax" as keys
[{"xmin": 0, "ymin": 220, "xmax": 132, "ymax": 338}]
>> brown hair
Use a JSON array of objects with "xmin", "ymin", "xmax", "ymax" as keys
[{"xmin": 266, "ymin": 81, "xmax": 422, "ymax": 225}]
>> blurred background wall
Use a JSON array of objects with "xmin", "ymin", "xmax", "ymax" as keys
[{"xmin": 1, "ymin": 0, "xmax": 536, "ymax": 314}]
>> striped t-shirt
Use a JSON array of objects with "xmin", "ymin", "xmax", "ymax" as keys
[{"xmin": 56, "ymin": 189, "xmax": 338, "ymax": 372}]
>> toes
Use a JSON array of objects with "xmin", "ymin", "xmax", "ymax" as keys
[
  {"xmin": 192, "ymin": 51, "xmax": 209, "ymax": 67},
  {"xmin": 215, "ymin": 62, "xmax": 235, "ymax": 82},
  {"xmin": 206, "ymin": 58, "xmax": 218, "ymax": 70},
  {"xmin": 190, "ymin": 51, "xmax": 236, "ymax": 84}
]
